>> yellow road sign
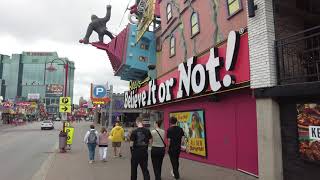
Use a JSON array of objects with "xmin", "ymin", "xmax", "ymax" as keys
[
  {"xmin": 65, "ymin": 127, "xmax": 75, "ymax": 145},
  {"xmin": 59, "ymin": 105, "xmax": 71, "ymax": 113},
  {"xmin": 60, "ymin": 97, "xmax": 71, "ymax": 106}
]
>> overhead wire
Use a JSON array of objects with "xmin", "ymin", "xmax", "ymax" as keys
[{"xmin": 119, "ymin": 0, "xmax": 134, "ymax": 27}]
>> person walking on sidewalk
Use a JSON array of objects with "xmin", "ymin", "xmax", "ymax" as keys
[
  {"xmin": 98, "ymin": 127, "xmax": 109, "ymax": 162},
  {"xmin": 130, "ymin": 117, "xmax": 152, "ymax": 180},
  {"xmin": 151, "ymin": 120, "xmax": 166, "ymax": 180},
  {"xmin": 83, "ymin": 124, "xmax": 99, "ymax": 164},
  {"xmin": 110, "ymin": 121, "xmax": 125, "ymax": 157},
  {"xmin": 167, "ymin": 117, "xmax": 185, "ymax": 179}
]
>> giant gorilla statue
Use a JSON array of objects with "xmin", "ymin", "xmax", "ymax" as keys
[{"xmin": 80, "ymin": 5, "xmax": 114, "ymax": 44}]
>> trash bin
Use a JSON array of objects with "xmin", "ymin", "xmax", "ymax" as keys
[{"xmin": 59, "ymin": 131, "xmax": 67, "ymax": 153}]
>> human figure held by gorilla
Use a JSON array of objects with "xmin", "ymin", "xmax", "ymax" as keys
[{"xmin": 80, "ymin": 5, "xmax": 114, "ymax": 44}]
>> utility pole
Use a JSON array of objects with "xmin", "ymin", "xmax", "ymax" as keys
[{"xmin": 107, "ymin": 85, "xmax": 113, "ymax": 128}]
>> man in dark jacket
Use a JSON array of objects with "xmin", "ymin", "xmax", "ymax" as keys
[{"xmin": 130, "ymin": 117, "xmax": 152, "ymax": 180}]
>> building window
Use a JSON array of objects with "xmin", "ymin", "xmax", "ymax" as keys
[
  {"xmin": 170, "ymin": 36, "xmax": 176, "ymax": 57},
  {"xmin": 138, "ymin": 56, "xmax": 148, "ymax": 62},
  {"xmin": 156, "ymin": 37, "xmax": 162, "ymax": 52},
  {"xmin": 190, "ymin": 12, "xmax": 200, "ymax": 37},
  {"xmin": 166, "ymin": 3, "xmax": 172, "ymax": 22},
  {"xmin": 140, "ymin": 43, "xmax": 149, "ymax": 50},
  {"xmin": 227, "ymin": 0, "xmax": 242, "ymax": 17}
]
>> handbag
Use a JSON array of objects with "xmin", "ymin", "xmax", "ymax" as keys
[{"xmin": 155, "ymin": 129, "xmax": 166, "ymax": 148}]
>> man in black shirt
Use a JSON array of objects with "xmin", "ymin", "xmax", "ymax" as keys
[
  {"xmin": 130, "ymin": 117, "xmax": 152, "ymax": 180},
  {"xmin": 167, "ymin": 116, "xmax": 185, "ymax": 179}
]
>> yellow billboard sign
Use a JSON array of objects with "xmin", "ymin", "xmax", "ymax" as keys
[{"xmin": 136, "ymin": 0, "xmax": 155, "ymax": 42}]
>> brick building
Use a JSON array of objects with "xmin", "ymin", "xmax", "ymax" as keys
[{"xmin": 248, "ymin": 0, "xmax": 320, "ymax": 180}]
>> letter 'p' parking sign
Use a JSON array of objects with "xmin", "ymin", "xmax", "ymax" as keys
[
  {"xmin": 91, "ymin": 84, "xmax": 110, "ymax": 104},
  {"xmin": 93, "ymin": 85, "xmax": 107, "ymax": 98}
]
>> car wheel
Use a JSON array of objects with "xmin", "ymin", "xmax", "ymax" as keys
[{"xmin": 41, "ymin": 127, "xmax": 43, "ymax": 130}]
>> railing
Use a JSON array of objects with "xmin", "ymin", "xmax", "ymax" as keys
[{"xmin": 276, "ymin": 25, "xmax": 320, "ymax": 85}]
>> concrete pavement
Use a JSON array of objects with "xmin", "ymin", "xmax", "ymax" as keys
[{"xmin": 44, "ymin": 122, "xmax": 256, "ymax": 180}]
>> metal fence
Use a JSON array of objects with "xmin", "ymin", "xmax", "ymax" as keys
[{"xmin": 276, "ymin": 25, "xmax": 320, "ymax": 85}]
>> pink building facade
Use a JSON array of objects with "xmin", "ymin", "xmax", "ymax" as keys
[{"xmin": 102, "ymin": 0, "xmax": 259, "ymax": 177}]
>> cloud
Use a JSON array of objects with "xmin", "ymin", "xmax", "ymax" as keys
[
  {"xmin": 0, "ymin": 0, "xmax": 131, "ymax": 43},
  {"xmin": 0, "ymin": 0, "xmax": 133, "ymax": 104}
]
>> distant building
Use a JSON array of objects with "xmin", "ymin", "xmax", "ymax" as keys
[{"xmin": 0, "ymin": 52, "xmax": 75, "ymax": 114}]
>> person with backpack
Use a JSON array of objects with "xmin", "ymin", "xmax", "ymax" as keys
[
  {"xmin": 110, "ymin": 121, "xmax": 125, "ymax": 157},
  {"xmin": 130, "ymin": 117, "xmax": 152, "ymax": 180},
  {"xmin": 84, "ymin": 124, "xmax": 99, "ymax": 164},
  {"xmin": 98, "ymin": 127, "xmax": 109, "ymax": 162},
  {"xmin": 150, "ymin": 120, "xmax": 166, "ymax": 180}
]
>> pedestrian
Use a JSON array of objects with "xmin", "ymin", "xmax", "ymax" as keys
[
  {"xmin": 83, "ymin": 124, "xmax": 99, "ymax": 164},
  {"xmin": 110, "ymin": 121, "xmax": 125, "ymax": 157},
  {"xmin": 99, "ymin": 127, "xmax": 109, "ymax": 162},
  {"xmin": 130, "ymin": 117, "xmax": 152, "ymax": 180},
  {"xmin": 151, "ymin": 120, "xmax": 166, "ymax": 180},
  {"xmin": 167, "ymin": 116, "xmax": 185, "ymax": 179}
]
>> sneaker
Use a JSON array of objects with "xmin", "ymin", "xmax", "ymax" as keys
[
  {"xmin": 89, "ymin": 160, "xmax": 93, "ymax": 164},
  {"xmin": 171, "ymin": 170, "xmax": 179, "ymax": 179},
  {"xmin": 119, "ymin": 154, "xmax": 122, "ymax": 158},
  {"xmin": 171, "ymin": 170, "xmax": 175, "ymax": 177}
]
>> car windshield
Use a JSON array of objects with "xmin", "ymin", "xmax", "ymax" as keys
[{"xmin": 43, "ymin": 121, "xmax": 52, "ymax": 123}]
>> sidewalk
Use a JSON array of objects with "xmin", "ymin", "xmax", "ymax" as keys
[{"xmin": 45, "ymin": 122, "xmax": 256, "ymax": 180}]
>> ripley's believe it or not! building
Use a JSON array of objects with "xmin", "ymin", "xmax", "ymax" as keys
[{"xmin": 84, "ymin": 0, "xmax": 320, "ymax": 180}]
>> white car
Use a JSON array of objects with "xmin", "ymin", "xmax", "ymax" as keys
[{"xmin": 41, "ymin": 120, "xmax": 54, "ymax": 130}]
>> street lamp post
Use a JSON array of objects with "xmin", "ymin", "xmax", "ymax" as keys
[
  {"xmin": 46, "ymin": 59, "xmax": 69, "ymax": 130},
  {"xmin": 46, "ymin": 58, "xmax": 70, "ymax": 153}
]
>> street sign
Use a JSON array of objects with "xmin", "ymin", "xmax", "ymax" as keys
[
  {"xmin": 93, "ymin": 85, "xmax": 108, "ymax": 98},
  {"xmin": 64, "ymin": 127, "xmax": 75, "ymax": 145},
  {"xmin": 91, "ymin": 84, "xmax": 110, "ymax": 105},
  {"xmin": 59, "ymin": 105, "xmax": 71, "ymax": 113},
  {"xmin": 59, "ymin": 97, "xmax": 71, "ymax": 113},
  {"xmin": 60, "ymin": 97, "xmax": 71, "ymax": 105}
]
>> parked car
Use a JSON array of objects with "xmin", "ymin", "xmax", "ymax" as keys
[
  {"xmin": 41, "ymin": 120, "xmax": 54, "ymax": 130},
  {"xmin": 54, "ymin": 117, "xmax": 61, "ymax": 121}
]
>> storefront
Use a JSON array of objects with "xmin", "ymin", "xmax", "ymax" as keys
[
  {"xmin": 124, "ymin": 32, "xmax": 259, "ymax": 176},
  {"xmin": 254, "ymin": 88, "xmax": 320, "ymax": 180},
  {"xmin": 279, "ymin": 98, "xmax": 320, "ymax": 180}
]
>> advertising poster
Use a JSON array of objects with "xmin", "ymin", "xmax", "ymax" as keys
[
  {"xmin": 169, "ymin": 110, "xmax": 207, "ymax": 157},
  {"xmin": 46, "ymin": 84, "xmax": 64, "ymax": 97},
  {"xmin": 27, "ymin": 93, "xmax": 40, "ymax": 100},
  {"xmin": 296, "ymin": 104, "xmax": 320, "ymax": 162}
]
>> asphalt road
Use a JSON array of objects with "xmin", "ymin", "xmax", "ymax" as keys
[{"xmin": 0, "ymin": 121, "xmax": 62, "ymax": 180}]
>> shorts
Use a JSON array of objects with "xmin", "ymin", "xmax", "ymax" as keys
[{"xmin": 112, "ymin": 142, "xmax": 121, "ymax": 147}]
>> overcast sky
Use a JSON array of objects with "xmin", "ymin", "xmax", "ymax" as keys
[{"xmin": 0, "ymin": 0, "xmax": 133, "ymax": 103}]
